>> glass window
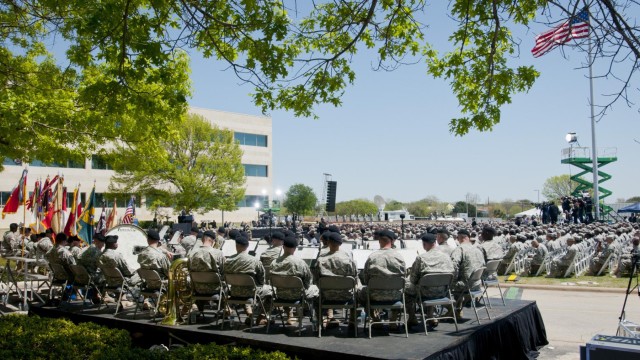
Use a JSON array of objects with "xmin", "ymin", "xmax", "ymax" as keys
[
  {"xmin": 91, "ymin": 155, "xmax": 111, "ymax": 170},
  {"xmin": 0, "ymin": 191, "xmax": 13, "ymax": 206},
  {"xmin": 29, "ymin": 159, "xmax": 47, "ymax": 167},
  {"xmin": 243, "ymin": 164, "xmax": 268, "ymax": 177},
  {"xmin": 237, "ymin": 195, "xmax": 269, "ymax": 208},
  {"xmin": 67, "ymin": 159, "xmax": 85, "ymax": 169},
  {"xmin": 234, "ymin": 132, "xmax": 267, "ymax": 147},
  {"xmin": 3, "ymin": 157, "xmax": 21, "ymax": 166}
]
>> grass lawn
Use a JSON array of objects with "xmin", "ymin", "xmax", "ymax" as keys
[{"xmin": 501, "ymin": 274, "xmax": 634, "ymax": 288}]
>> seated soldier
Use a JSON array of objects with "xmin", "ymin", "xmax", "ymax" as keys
[
  {"xmin": 360, "ymin": 229, "xmax": 408, "ymax": 331},
  {"xmin": 260, "ymin": 231, "xmax": 285, "ymax": 269},
  {"xmin": 524, "ymin": 240, "xmax": 548, "ymax": 276},
  {"xmin": 2, "ymin": 223, "xmax": 19, "ymax": 256},
  {"xmin": 98, "ymin": 235, "xmax": 141, "ymax": 286},
  {"xmin": 225, "ymin": 235, "xmax": 271, "ymax": 326},
  {"xmin": 451, "ymin": 229, "xmax": 486, "ymax": 319},
  {"xmin": 181, "ymin": 227, "xmax": 199, "ymax": 254},
  {"xmin": 79, "ymin": 233, "xmax": 106, "ymax": 287},
  {"xmin": 68, "ymin": 235, "xmax": 84, "ymax": 261},
  {"xmin": 478, "ymin": 226, "xmax": 505, "ymax": 263},
  {"xmin": 550, "ymin": 236, "xmax": 578, "ymax": 277},
  {"xmin": 408, "ymin": 233, "xmax": 454, "ymax": 328},
  {"xmin": 270, "ymin": 234, "xmax": 319, "ymax": 325},
  {"xmin": 45, "ymin": 232, "xmax": 76, "ymax": 278},
  {"xmin": 215, "ymin": 227, "xmax": 226, "ymax": 249},
  {"xmin": 615, "ymin": 235, "xmax": 640, "ymax": 278},
  {"xmin": 188, "ymin": 230, "xmax": 225, "ymax": 311},
  {"xmin": 137, "ymin": 229, "xmax": 171, "ymax": 286},
  {"xmin": 313, "ymin": 231, "xmax": 359, "ymax": 328}
]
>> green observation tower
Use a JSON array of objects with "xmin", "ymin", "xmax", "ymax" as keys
[{"xmin": 561, "ymin": 144, "xmax": 619, "ymax": 221}]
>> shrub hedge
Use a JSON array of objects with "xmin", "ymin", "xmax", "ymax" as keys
[{"xmin": 0, "ymin": 315, "xmax": 290, "ymax": 360}]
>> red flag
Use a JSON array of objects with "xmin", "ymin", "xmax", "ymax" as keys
[
  {"xmin": 62, "ymin": 187, "xmax": 68, "ymax": 211},
  {"xmin": 64, "ymin": 187, "xmax": 79, "ymax": 236},
  {"xmin": 105, "ymin": 200, "xmax": 117, "ymax": 231},
  {"xmin": 2, "ymin": 169, "xmax": 27, "ymax": 219}
]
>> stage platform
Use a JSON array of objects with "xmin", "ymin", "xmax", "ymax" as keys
[{"xmin": 30, "ymin": 298, "xmax": 547, "ymax": 360}]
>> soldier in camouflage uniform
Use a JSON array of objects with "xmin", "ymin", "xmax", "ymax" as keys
[
  {"xmin": 68, "ymin": 235, "xmax": 84, "ymax": 261},
  {"xmin": 99, "ymin": 235, "xmax": 141, "ymax": 286},
  {"xmin": 225, "ymin": 235, "xmax": 271, "ymax": 326},
  {"xmin": 478, "ymin": 226, "xmax": 504, "ymax": 263},
  {"xmin": 188, "ymin": 230, "xmax": 225, "ymax": 294},
  {"xmin": 498, "ymin": 235, "xmax": 524, "ymax": 274},
  {"xmin": 215, "ymin": 227, "xmax": 226, "ymax": 250},
  {"xmin": 615, "ymin": 235, "xmax": 639, "ymax": 278},
  {"xmin": 408, "ymin": 233, "xmax": 455, "ymax": 327},
  {"xmin": 35, "ymin": 229, "xmax": 55, "ymax": 268},
  {"xmin": 435, "ymin": 228, "xmax": 454, "ymax": 256},
  {"xmin": 137, "ymin": 229, "xmax": 171, "ymax": 290},
  {"xmin": 260, "ymin": 231, "xmax": 284, "ymax": 269},
  {"xmin": 270, "ymin": 235, "xmax": 318, "ymax": 325},
  {"xmin": 451, "ymin": 229, "xmax": 486, "ymax": 318},
  {"xmin": 524, "ymin": 240, "xmax": 548, "ymax": 276},
  {"xmin": 2, "ymin": 223, "xmax": 20, "ymax": 256},
  {"xmin": 44, "ymin": 233, "xmax": 76, "ymax": 281},
  {"xmin": 181, "ymin": 227, "xmax": 198, "ymax": 254},
  {"xmin": 360, "ymin": 229, "xmax": 407, "ymax": 328},
  {"xmin": 550, "ymin": 236, "xmax": 577, "ymax": 277},
  {"xmin": 80, "ymin": 233, "xmax": 106, "ymax": 285}
]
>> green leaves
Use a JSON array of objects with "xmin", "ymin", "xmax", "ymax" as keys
[
  {"xmin": 109, "ymin": 113, "xmax": 245, "ymax": 214},
  {"xmin": 283, "ymin": 184, "xmax": 317, "ymax": 216}
]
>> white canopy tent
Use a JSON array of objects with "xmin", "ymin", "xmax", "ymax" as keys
[{"xmin": 514, "ymin": 208, "xmax": 542, "ymax": 218}]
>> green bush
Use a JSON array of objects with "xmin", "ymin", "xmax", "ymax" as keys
[{"xmin": 0, "ymin": 315, "xmax": 291, "ymax": 360}]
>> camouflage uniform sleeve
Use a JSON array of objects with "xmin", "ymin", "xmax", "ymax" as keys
[
  {"xmin": 409, "ymin": 256, "xmax": 422, "ymax": 285},
  {"xmin": 255, "ymin": 260, "xmax": 265, "ymax": 286}
]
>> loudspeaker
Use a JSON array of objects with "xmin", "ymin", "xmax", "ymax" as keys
[
  {"xmin": 582, "ymin": 334, "xmax": 640, "ymax": 360},
  {"xmin": 325, "ymin": 181, "xmax": 337, "ymax": 212}
]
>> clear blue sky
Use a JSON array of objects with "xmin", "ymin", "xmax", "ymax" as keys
[{"xmin": 184, "ymin": 7, "xmax": 639, "ymax": 205}]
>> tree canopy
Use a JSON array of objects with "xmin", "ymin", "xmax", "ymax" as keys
[
  {"xmin": 335, "ymin": 199, "xmax": 379, "ymax": 215},
  {"xmin": 542, "ymin": 174, "xmax": 579, "ymax": 200},
  {"xmin": 108, "ymin": 114, "xmax": 245, "ymax": 214},
  {"xmin": 2, "ymin": 0, "xmax": 639, "ymax": 169},
  {"xmin": 283, "ymin": 184, "xmax": 317, "ymax": 216}
]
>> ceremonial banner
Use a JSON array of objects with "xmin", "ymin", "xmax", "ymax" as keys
[
  {"xmin": 77, "ymin": 186, "xmax": 96, "ymax": 244},
  {"xmin": 2, "ymin": 169, "xmax": 27, "ymax": 219}
]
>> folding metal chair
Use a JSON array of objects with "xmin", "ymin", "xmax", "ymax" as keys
[
  {"xmin": 223, "ymin": 273, "xmax": 268, "ymax": 331},
  {"xmin": 136, "ymin": 268, "xmax": 167, "ymax": 320},
  {"xmin": 466, "ymin": 267, "xmax": 491, "ymax": 324},
  {"xmin": 100, "ymin": 266, "xmax": 135, "ymax": 316},
  {"xmin": 69, "ymin": 264, "xmax": 97, "ymax": 310},
  {"xmin": 317, "ymin": 276, "xmax": 358, "ymax": 338},
  {"xmin": 268, "ymin": 274, "xmax": 315, "ymax": 335},
  {"xmin": 48, "ymin": 263, "xmax": 77, "ymax": 306},
  {"xmin": 189, "ymin": 271, "xmax": 226, "ymax": 325},
  {"xmin": 365, "ymin": 275, "xmax": 409, "ymax": 339},
  {"xmin": 482, "ymin": 260, "xmax": 505, "ymax": 308},
  {"xmin": 417, "ymin": 273, "xmax": 458, "ymax": 335}
]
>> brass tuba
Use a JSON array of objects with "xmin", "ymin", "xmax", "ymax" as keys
[{"xmin": 160, "ymin": 257, "xmax": 193, "ymax": 325}]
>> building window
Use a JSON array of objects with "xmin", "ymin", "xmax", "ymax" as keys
[
  {"xmin": 3, "ymin": 157, "xmax": 22, "ymax": 166},
  {"xmin": 0, "ymin": 191, "xmax": 13, "ymax": 206},
  {"xmin": 234, "ymin": 132, "xmax": 267, "ymax": 147},
  {"xmin": 243, "ymin": 164, "xmax": 268, "ymax": 177},
  {"xmin": 28, "ymin": 158, "xmax": 85, "ymax": 169},
  {"xmin": 91, "ymin": 155, "xmax": 112, "ymax": 170},
  {"xmin": 237, "ymin": 195, "xmax": 268, "ymax": 208}
]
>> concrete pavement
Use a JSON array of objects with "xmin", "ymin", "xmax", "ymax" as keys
[{"xmin": 515, "ymin": 286, "xmax": 640, "ymax": 359}]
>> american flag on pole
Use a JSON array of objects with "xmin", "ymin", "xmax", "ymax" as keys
[
  {"xmin": 121, "ymin": 196, "xmax": 136, "ymax": 224},
  {"xmin": 531, "ymin": 9, "xmax": 590, "ymax": 58}
]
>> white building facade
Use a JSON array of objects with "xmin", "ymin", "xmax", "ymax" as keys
[{"xmin": 0, "ymin": 107, "xmax": 272, "ymax": 228}]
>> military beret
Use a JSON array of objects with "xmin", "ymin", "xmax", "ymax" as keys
[
  {"xmin": 94, "ymin": 233, "xmax": 106, "ymax": 242},
  {"xmin": 271, "ymin": 231, "xmax": 285, "ymax": 241},
  {"xmin": 327, "ymin": 231, "xmax": 343, "ymax": 244},
  {"xmin": 191, "ymin": 226, "xmax": 199, "ymax": 233},
  {"xmin": 235, "ymin": 236, "xmax": 249, "ymax": 246},
  {"xmin": 45, "ymin": 228, "xmax": 54, "ymax": 234},
  {"xmin": 328, "ymin": 225, "xmax": 341, "ymax": 233},
  {"xmin": 229, "ymin": 229, "xmax": 240, "ymax": 240},
  {"xmin": 203, "ymin": 230, "xmax": 216, "ymax": 240},
  {"xmin": 217, "ymin": 227, "xmax": 226, "ymax": 234},
  {"xmin": 436, "ymin": 227, "xmax": 449, "ymax": 235},
  {"xmin": 379, "ymin": 229, "xmax": 396, "ymax": 240},
  {"xmin": 283, "ymin": 236, "xmax": 298, "ymax": 248},
  {"xmin": 421, "ymin": 233, "xmax": 436, "ymax": 244},
  {"xmin": 457, "ymin": 229, "xmax": 471, "ymax": 237},
  {"xmin": 516, "ymin": 234, "xmax": 527, "ymax": 242},
  {"xmin": 55, "ymin": 233, "xmax": 67, "ymax": 243},
  {"xmin": 105, "ymin": 235, "xmax": 119, "ymax": 244},
  {"xmin": 147, "ymin": 229, "xmax": 160, "ymax": 241},
  {"xmin": 482, "ymin": 226, "xmax": 496, "ymax": 235}
]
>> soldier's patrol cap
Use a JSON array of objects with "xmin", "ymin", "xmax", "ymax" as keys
[
  {"xmin": 457, "ymin": 229, "xmax": 471, "ymax": 237},
  {"xmin": 271, "ymin": 231, "xmax": 285, "ymax": 241},
  {"xmin": 147, "ymin": 229, "xmax": 160, "ymax": 241},
  {"xmin": 327, "ymin": 231, "xmax": 343, "ymax": 244},
  {"xmin": 235, "ymin": 236, "xmax": 249, "ymax": 246},
  {"xmin": 283, "ymin": 236, "xmax": 298, "ymax": 248},
  {"xmin": 379, "ymin": 229, "xmax": 396, "ymax": 240},
  {"xmin": 217, "ymin": 227, "xmax": 226, "ymax": 234},
  {"xmin": 94, "ymin": 233, "xmax": 106, "ymax": 242},
  {"xmin": 203, "ymin": 230, "xmax": 216, "ymax": 240},
  {"xmin": 105, "ymin": 235, "xmax": 119, "ymax": 244},
  {"xmin": 420, "ymin": 233, "xmax": 436, "ymax": 244}
]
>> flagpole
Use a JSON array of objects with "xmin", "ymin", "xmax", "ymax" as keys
[
  {"xmin": 21, "ymin": 168, "xmax": 27, "ymax": 257},
  {"xmin": 588, "ymin": 28, "xmax": 600, "ymax": 221}
]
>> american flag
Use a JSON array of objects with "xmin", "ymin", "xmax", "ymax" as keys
[
  {"xmin": 121, "ymin": 196, "xmax": 136, "ymax": 224},
  {"xmin": 531, "ymin": 9, "xmax": 589, "ymax": 58}
]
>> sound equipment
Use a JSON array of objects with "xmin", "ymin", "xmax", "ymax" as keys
[
  {"xmin": 581, "ymin": 334, "xmax": 640, "ymax": 360},
  {"xmin": 251, "ymin": 227, "xmax": 285, "ymax": 240},
  {"xmin": 326, "ymin": 181, "xmax": 337, "ymax": 212},
  {"xmin": 178, "ymin": 215, "xmax": 194, "ymax": 224}
]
